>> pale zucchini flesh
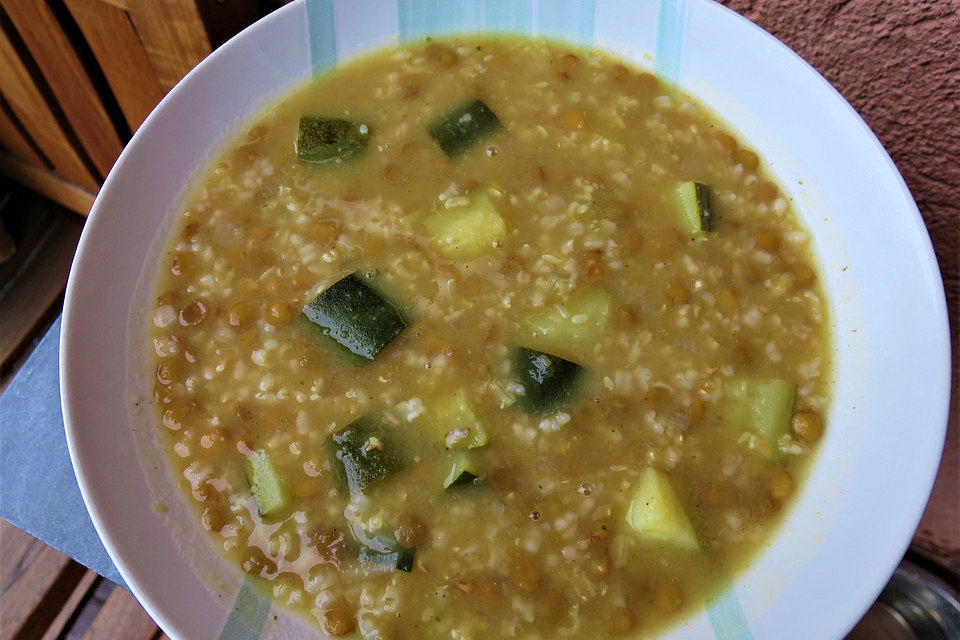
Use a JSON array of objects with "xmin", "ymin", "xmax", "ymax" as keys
[
  {"xmin": 428, "ymin": 390, "xmax": 489, "ymax": 450},
  {"xmin": 721, "ymin": 377, "xmax": 796, "ymax": 449},
  {"xmin": 626, "ymin": 467, "xmax": 699, "ymax": 551},
  {"xmin": 247, "ymin": 449, "xmax": 288, "ymax": 517},
  {"xmin": 422, "ymin": 191, "xmax": 506, "ymax": 259},
  {"xmin": 519, "ymin": 288, "xmax": 613, "ymax": 360}
]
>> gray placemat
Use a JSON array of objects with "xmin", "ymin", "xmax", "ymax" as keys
[{"xmin": 0, "ymin": 315, "xmax": 124, "ymax": 587}]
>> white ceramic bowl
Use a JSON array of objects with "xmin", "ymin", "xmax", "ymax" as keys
[{"xmin": 60, "ymin": 1, "xmax": 950, "ymax": 639}]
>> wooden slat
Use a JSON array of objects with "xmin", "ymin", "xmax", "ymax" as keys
[
  {"xmin": 0, "ymin": 101, "xmax": 44, "ymax": 166},
  {"xmin": 63, "ymin": 0, "xmax": 166, "ymax": 131},
  {"xmin": 0, "ymin": 520, "xmax": 89, "ymax": 640},
  {"xmin": 0, "ymin": 29, "xmax": 99, "ymax": 192},
  {"xmin": 124, "ymin": 0, "xmax": 211, "ymax": 92},
  {"xmin": 39, "ymin": 570, "xmax": 99, "ymax": 640},
  {"xmin": 0, "ymin": 152, "xmax": 96, "ymax": 216},
  {"xmin": 0, "ymin": 519, "xmax": 49, "ymax": 597},
  {"xmin": 2, "ymin": 0, "xmax": 124, "ymax": 178},
  {"xmin": 80, "ymin": 585, "xmax": 159, "ymax": 640}
]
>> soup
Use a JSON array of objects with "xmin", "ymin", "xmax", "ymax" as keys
[{"xmin": 148, "ymin": 36, "xmax": 831, "ymax": 639}]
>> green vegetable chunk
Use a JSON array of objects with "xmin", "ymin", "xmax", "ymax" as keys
[
  {"xmin": 626, "ymin": 467, "xmax": 699, "ymax": 551},
  {"xmin": 327, "ymin": 416, "xmax": 403, "ymax": 496},
  {"xmin": 428, "ymin": 98, "xmax": 502, "ymax": 157},
  {"xmin": 295, "ymin": 116, "xmax": 369, "ymax": 164},
  {"xmin": 358, "ymin": 537, "xmax": 416, "ymax": 572},
  {"xmin": 722, "ymin": 377, "xmax": 796, "ymax": 450},
  {"xmin": 512, "ymin": 347, "xmax": 583, "ymax": 415},
  {"xmin": 428, "ymin": 390, "xmax": 489, "ymax": 449},
  {"xmin": 446, "ymin": 470, "xmax": 482, "ymax": 489},
  {"xmin": 674, "ymin": 181, "xmax": 714, "ymax": 234},
  {"xmin": 520, "ymin": 289, "xmax": 613, "ymax": 360},
  {"xmin": 246, "ymin": 450, "xmax": 288, "ymax": 517},
  {"xmin": 443, "ymin": 452, "xmax": 485, "ymax": 489},
  {"xmin": 422, "ymin": 191, "xmax": 506, "ymax": 259},
  {"xmin": 302, "ymin": 273, "xmax": 407, "ymax": 361}
]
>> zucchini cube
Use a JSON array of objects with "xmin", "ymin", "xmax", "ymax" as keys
[
  {"xmin": 295, "ymin": 116, "xmax": 369, "ymax": 164},
  {"xmin": 327, "ymin": 416, "xmax": 403, "ymax": 496},
  {"xmin": 302, "ymin": 273, "xmax": 407, "ymax": 362},
  {"xmin": 512, "ymin": 347, "xmax": 583, "ymax": 415},
  {"xmin": 246, "ymin": 449, "xmax": 288, "ymax": 517},
  {"xmin": 427, "ymin": 98, "xmax": 502, "ymax": 157},
  {"xmin": 626, "ymin": 467, "xmax": 699, "ymax": 551},
  {"xmin": 721, "ymin": 377, "xmax": 796, "ymax": 451},
  {"xmin": 422, "ymin": 191, "xmax": 506, "ymax": 260},
  {"xmin": 520, "ymin": 288, "xmax": 613, "ymax": 360},
  {"xmin": 674, "ymin": 181, "xmax": 714, "ymax": 235}
]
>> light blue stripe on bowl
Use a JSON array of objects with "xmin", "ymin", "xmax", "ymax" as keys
[
  {"xmin": 399, "ymin": 0, "xmax": 478, "ymax": 40},
  {"xmin": 484, "ymin": 0, "xmax": 533, "ymax": 33},
  {"xmin": 534, "ymin": 0, "xmax": 594, "ymax": 43},
  {"xmin": 708, "ymin": 583, "xmax": 757, "ymax": 640},
  {"xmin": 305, "ymin": 0, "xmax": 337, "ymax": 75},
  {"xmin": 217, "ymin": 577, "xmax": 271, "ymax": 640},
  {"xmin": 655, "ymin": 0, "xmax": 686, "ymax": 81},
  {"xmin": 399, "ymin": 0, "xmax": 589, "ymax": 42}
]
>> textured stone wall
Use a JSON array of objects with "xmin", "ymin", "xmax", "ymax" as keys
[{"xmin": 720, "ymin": 0, "xmax": 959, "ymax": 561}]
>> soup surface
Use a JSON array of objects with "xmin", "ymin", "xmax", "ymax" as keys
[{"xmin": 148, "ymin": 37, "xmax": 831, "ymax": 639}]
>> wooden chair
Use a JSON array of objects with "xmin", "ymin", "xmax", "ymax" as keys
[{"xmin": 0, "ymin": 0, "xmax": 268, "ymax": 216}]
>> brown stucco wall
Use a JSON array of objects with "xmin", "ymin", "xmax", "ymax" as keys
[{"xmin": 719, "ymin": 0, "xmax": 959, "ymax": 561}]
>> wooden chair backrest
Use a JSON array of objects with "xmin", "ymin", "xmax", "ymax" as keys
[{"xmin": 0, "ymin": 0, "xmax": 213, "ymax": 215}]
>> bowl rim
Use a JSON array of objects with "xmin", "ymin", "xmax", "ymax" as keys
[{"xmin": 59, "ymin": 1, "xmax": 951, "ymax": 639}]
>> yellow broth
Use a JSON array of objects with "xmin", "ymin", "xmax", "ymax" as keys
[{"xmin": 148, "ymin": 37, "xmax": 831, "ymax": 639}]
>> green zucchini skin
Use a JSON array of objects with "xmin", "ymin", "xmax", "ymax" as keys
[
  {"xmin": 357, "ymin": 538, "xmax": 415, "ymax": 572},
  {"xmin": 302, "ymin": 274, "xmax": 407, "ymax": 361},
  {"xmin": 674, "ymin": 181, "xmax": 715, "ymax": 234},
  {"xmin": 512, "ymin": 347, "xmax": 583, "ymax": 415},
  {"xmin": 695, "ymin": 182, "xmax": 714, "ymax": 231},
  {"xmin": 443, "ymin": 451, "xmax": 486, "ymax": 489},
  {"xmin": 427, "ymin": 98, "xmax": 502, "ymax": 157},
  {"xmin": 446, "ymin": 470, "xmax": 484, "ymax": 489},
  {"xmin": 327, "ymin": 416, "xmax": 403, "ymax": 496},
  {"xmin": 295, "ymin": 117, "xmax": 369, "ymax": 164}
]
